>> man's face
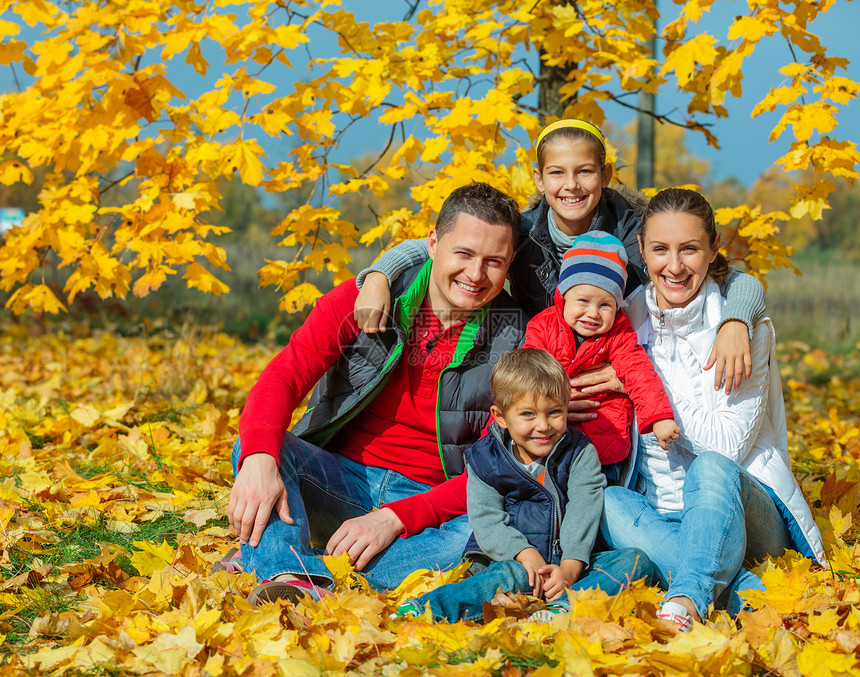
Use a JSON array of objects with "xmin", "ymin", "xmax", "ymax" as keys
[{"xmin": 426, "ymin": 212, "xmax": 514, "ymax": 323}]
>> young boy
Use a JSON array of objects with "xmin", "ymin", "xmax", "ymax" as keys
[
  {"xmin": 524, "ymin": 231, "xmax": 679, "ymax": 477},
  {"xmin": 394, "ymin": 348, "xmax": 642, "ymax": 622}
]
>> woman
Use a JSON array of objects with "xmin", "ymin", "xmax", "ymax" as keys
[{"xmin": 600, "ymin": 188, "xmax": 826, "ymax": 631}]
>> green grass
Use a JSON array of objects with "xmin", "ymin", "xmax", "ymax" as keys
[
  {"xmin": 766, "ymin": 250, "xmax": 860, "ymax": 355},
  {"xmin": 0, "ymin": 509, "xmax": 222, "ymax": 649},
  {"xmin": 5, "ymin": 512, "xmax": 204, "ymax": 576}
]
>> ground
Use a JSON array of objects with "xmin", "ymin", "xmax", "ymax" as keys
[{"xmin": 1, "ymin": 319, "xmax": 859, "ymax": 676}]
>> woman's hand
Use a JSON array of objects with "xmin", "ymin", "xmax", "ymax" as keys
[
  {"xmin": 705, "ymin": 320, "xmax": 752, "ymax": 394},
  {"xmin": 354, "ymin": 272, "xmax": 391, "ymax": 333},
  {"xmin": 567, "ymin": 362, "xmax": 623, "ymax": 423}
]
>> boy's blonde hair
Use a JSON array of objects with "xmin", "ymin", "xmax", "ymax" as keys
[{"xmin": 491, "ymin": 348, "xmax": 569, "ymax": 413}]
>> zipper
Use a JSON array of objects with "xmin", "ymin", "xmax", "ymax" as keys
[
  {"xmin": 493, "ymin": 426, "xmax": 562, "ymax": 561},
  {"xmin": 434, "ymin": 305, "xmax": 488, "ymax": 479},
  {"xmin": 659, "ymin": 310, "xmax": 665, "ymax": 343}
]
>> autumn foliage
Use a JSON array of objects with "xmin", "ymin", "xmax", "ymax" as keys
[
  {"xmin": 0, "ymin": 320, "xmax": 859, "ymax": 673},
  {"xmin": 0, "ymin": 0, "xmax": 858, "ymax": 314}
]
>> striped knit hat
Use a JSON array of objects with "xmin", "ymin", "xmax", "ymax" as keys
[{"xmin": 558, "ymin": 232, "xmax": 628, "ymax": 304}]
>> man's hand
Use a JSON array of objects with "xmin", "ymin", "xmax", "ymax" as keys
[
  {"xmin": 228, "ymin": 453, "xmax": 292, "ymax": 548},
  {"xmin": 569, "ymin": 361, "xmax": 624, "ymax": 396},
  {"xmin": 353, "ymin": 272, "xmax": 391, "ymax": 334},
  {"xmin": 567, "ymin": 362, "xmax": 623, "ymax": 424},
  {"xmin": 325, "ymin": 507, "xmax": 404, "ymax": 571},
  {"xmin": 705, "ymin": 319, "xmax": 752, "ymax": 394},
  {"xmin": 515, "ymin": 547, "xmax": 548, "ymax": 599},
  {"xmin": 539, "ymin": 559, "xmax": 583, "ymax": 601}
]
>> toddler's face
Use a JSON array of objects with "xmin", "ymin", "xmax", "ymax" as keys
[{"xmin": 562, "ymin": 284, "xmax": 617, "ymax": 338}]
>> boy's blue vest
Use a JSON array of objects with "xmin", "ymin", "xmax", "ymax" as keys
[{"xmin": 463, "ymin": 424, "xmax": 592, "ymax": 565}]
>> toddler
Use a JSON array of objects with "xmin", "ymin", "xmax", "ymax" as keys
[{"xmin": 524, "ymin": 231, "xmax": 679, "ymax": 475}]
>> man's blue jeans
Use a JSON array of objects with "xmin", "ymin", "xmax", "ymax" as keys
[
  {"xmin": 232, "ymin": 433, "xmax": 471, "ymax": 591},
  {"xmin": 600, "ymin": 452, "xmax": 791, "ymax": 619},
  {"xmin": 408, "ymin": 548, "xmax": 654, "ymax": 622}
]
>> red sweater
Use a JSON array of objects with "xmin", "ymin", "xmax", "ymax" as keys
[
  {"xmin": 524, "ymin": 291, "xmax": 675, "ymax": 464},
  {"xmin": 238, "ymin": 279, "xmax": 467, "ymax": 536}
]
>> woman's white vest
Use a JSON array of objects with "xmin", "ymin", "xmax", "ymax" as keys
[{"xmin": 624, "ymin": 280, "xmax": 826, "ymax": 566}]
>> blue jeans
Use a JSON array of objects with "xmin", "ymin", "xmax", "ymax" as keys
[
  {"xmin": 232, "ymin": 433, "xmax": 471, "ymax": 591},
  {"xmin": 410, "ymin": 548, "xmax": 654, "ymax": 622},
  {"xmin": 600, "ymin": 452, "xmax": 791, "ymax": 619}
]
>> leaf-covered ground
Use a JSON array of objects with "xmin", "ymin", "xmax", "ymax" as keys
[{"xmin": 1, "ymin": 320, "xmax": 860, "ymax": 676}]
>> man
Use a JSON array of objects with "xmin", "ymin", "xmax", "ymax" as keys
[{"xmin": 227, "ymin": 182, "xmax": 528, "ymax": 603}]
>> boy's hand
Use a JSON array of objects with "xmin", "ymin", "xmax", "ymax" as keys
[
  {"xmin": 705, "ymin": 320, "xmax": 752, "ymax": 394},
  {"xmin": 515, "ymin": 548, "xmax": 548, "ymax": 599},
  {"xmin": 539, "ymin": 559, "xmax": 583, "ymax": 601},
  {"xmin": 354, "ymin": 271, "xmax": 391, "ymax": 334},
  {"xmin": 652, "ymin": 418, "xmax": 681, "ymax": 451}
]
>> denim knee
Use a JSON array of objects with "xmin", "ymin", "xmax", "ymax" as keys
[
  {"xmin": 615, "ymin": 547, "xmax": 655, "ymax": 586},
  {"xmin": 685, "ymin": 452, "xmax": 740, "ymax": 491},
  {"xmin": 488, "ymin": 560, "xmax": 531, "ymax": 591}
]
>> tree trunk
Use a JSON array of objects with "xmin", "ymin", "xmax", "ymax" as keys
[
  {"xmin": 636, "ymin": 34, "xmax": 657, "ymax": 189},
  {"xmin": 537, "ymin": 53, "xmax": 568, "ymax": 124}
]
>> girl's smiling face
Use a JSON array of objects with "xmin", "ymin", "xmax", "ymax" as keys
[{"xmin": 533, "ymin": 138, "xmax": 612, "ymax": 237}]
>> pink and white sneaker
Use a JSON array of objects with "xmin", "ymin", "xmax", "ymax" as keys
[{"xmin": 657, "ymin": 601, "xmax": 693, "ymax": 632}]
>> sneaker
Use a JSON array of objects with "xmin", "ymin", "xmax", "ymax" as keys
[
  {"xmin": 248, "ymin": 579, "xmax": 331, "ymax": 607},
  {"xmin": 210, "ymin": 547, "xmax": 243, "ymax": 575},
  {"xmin": 657, "ymin": 601, "xmax": 693, "ymax": 632},
  {"xmin": 389, "ymin": 600, "xmax": 422, "ymax": 620},
  {"xmin": 528, "ymin": 599, "xmax": 570, "ymax": 623}
]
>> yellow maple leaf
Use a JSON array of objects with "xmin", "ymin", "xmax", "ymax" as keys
[
  {"xmin": 727, "ymin": 14, "xmax": 776, "ymax": 42},
  {"xmin": 223, "ymin": 139, "xmax": 266, "ymax": 186},
  {"xmin": 796, "ymin": 641, "xmax": 857, "ymax": 676},
  {"xmin": 185, "ymin": 42, "xmax": 208, "ymax": 76},
  {"xmin": 661, "ymin": 34, "xmax": 718, "ymax": 86},
  {"xmin": 0, "ymin": 160, "xmax": 33, "ymax": 185},
  {"xmin": 183, "ymin": 262, "xmax": 229, "ymax": 295},
  {"xmin": 6, "ymin": 284, "xmax": 67, "ymax": 315},
  {"xmin": 772, "ymin": 102, "xmax": 839, "ymax": 142},
  {"xmin": 279, "ymin": 282, "xmax": 323, "ymax": 313},
  {"xmin": 130, "ymin": 540, "xmax": 174, "ymax": 576},
  {"xmin": 133, "ymin": 267, "xmax": 171, "ymax": 298},
  {"xmin": 70, "ymin": 404, "xmax": 100, "ymax": 427}
]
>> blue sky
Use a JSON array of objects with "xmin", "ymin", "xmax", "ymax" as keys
[{"xmin": 2, "ymin": 1, "xmax": 857, "ymax": 188}]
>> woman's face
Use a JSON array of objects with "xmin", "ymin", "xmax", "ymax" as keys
[{"xmin": 639, "ymin": 211, "xmax": 719, "ymax": 311}]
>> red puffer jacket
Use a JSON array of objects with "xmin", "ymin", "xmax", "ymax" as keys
[{"xmin": 524, "ymin": 291, "xmax": 675, "ymax": 464}]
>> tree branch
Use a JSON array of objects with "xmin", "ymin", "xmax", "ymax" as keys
[
  {"xmin": 402, "ymin": 0, "xmax": 422, "ymax": 21},
  {"xmin": 358, "ymin": 123, "xmax": 398, "ymax": 177}
]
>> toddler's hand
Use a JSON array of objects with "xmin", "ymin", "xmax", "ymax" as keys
[{"xmin": 653, "ymin": 418, "xmax": 680, "ymax": 450}]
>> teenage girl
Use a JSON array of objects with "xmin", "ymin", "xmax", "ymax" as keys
[{"xmin": 353, "ymin": 119, "xmax": 765, "ymax": 398}]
